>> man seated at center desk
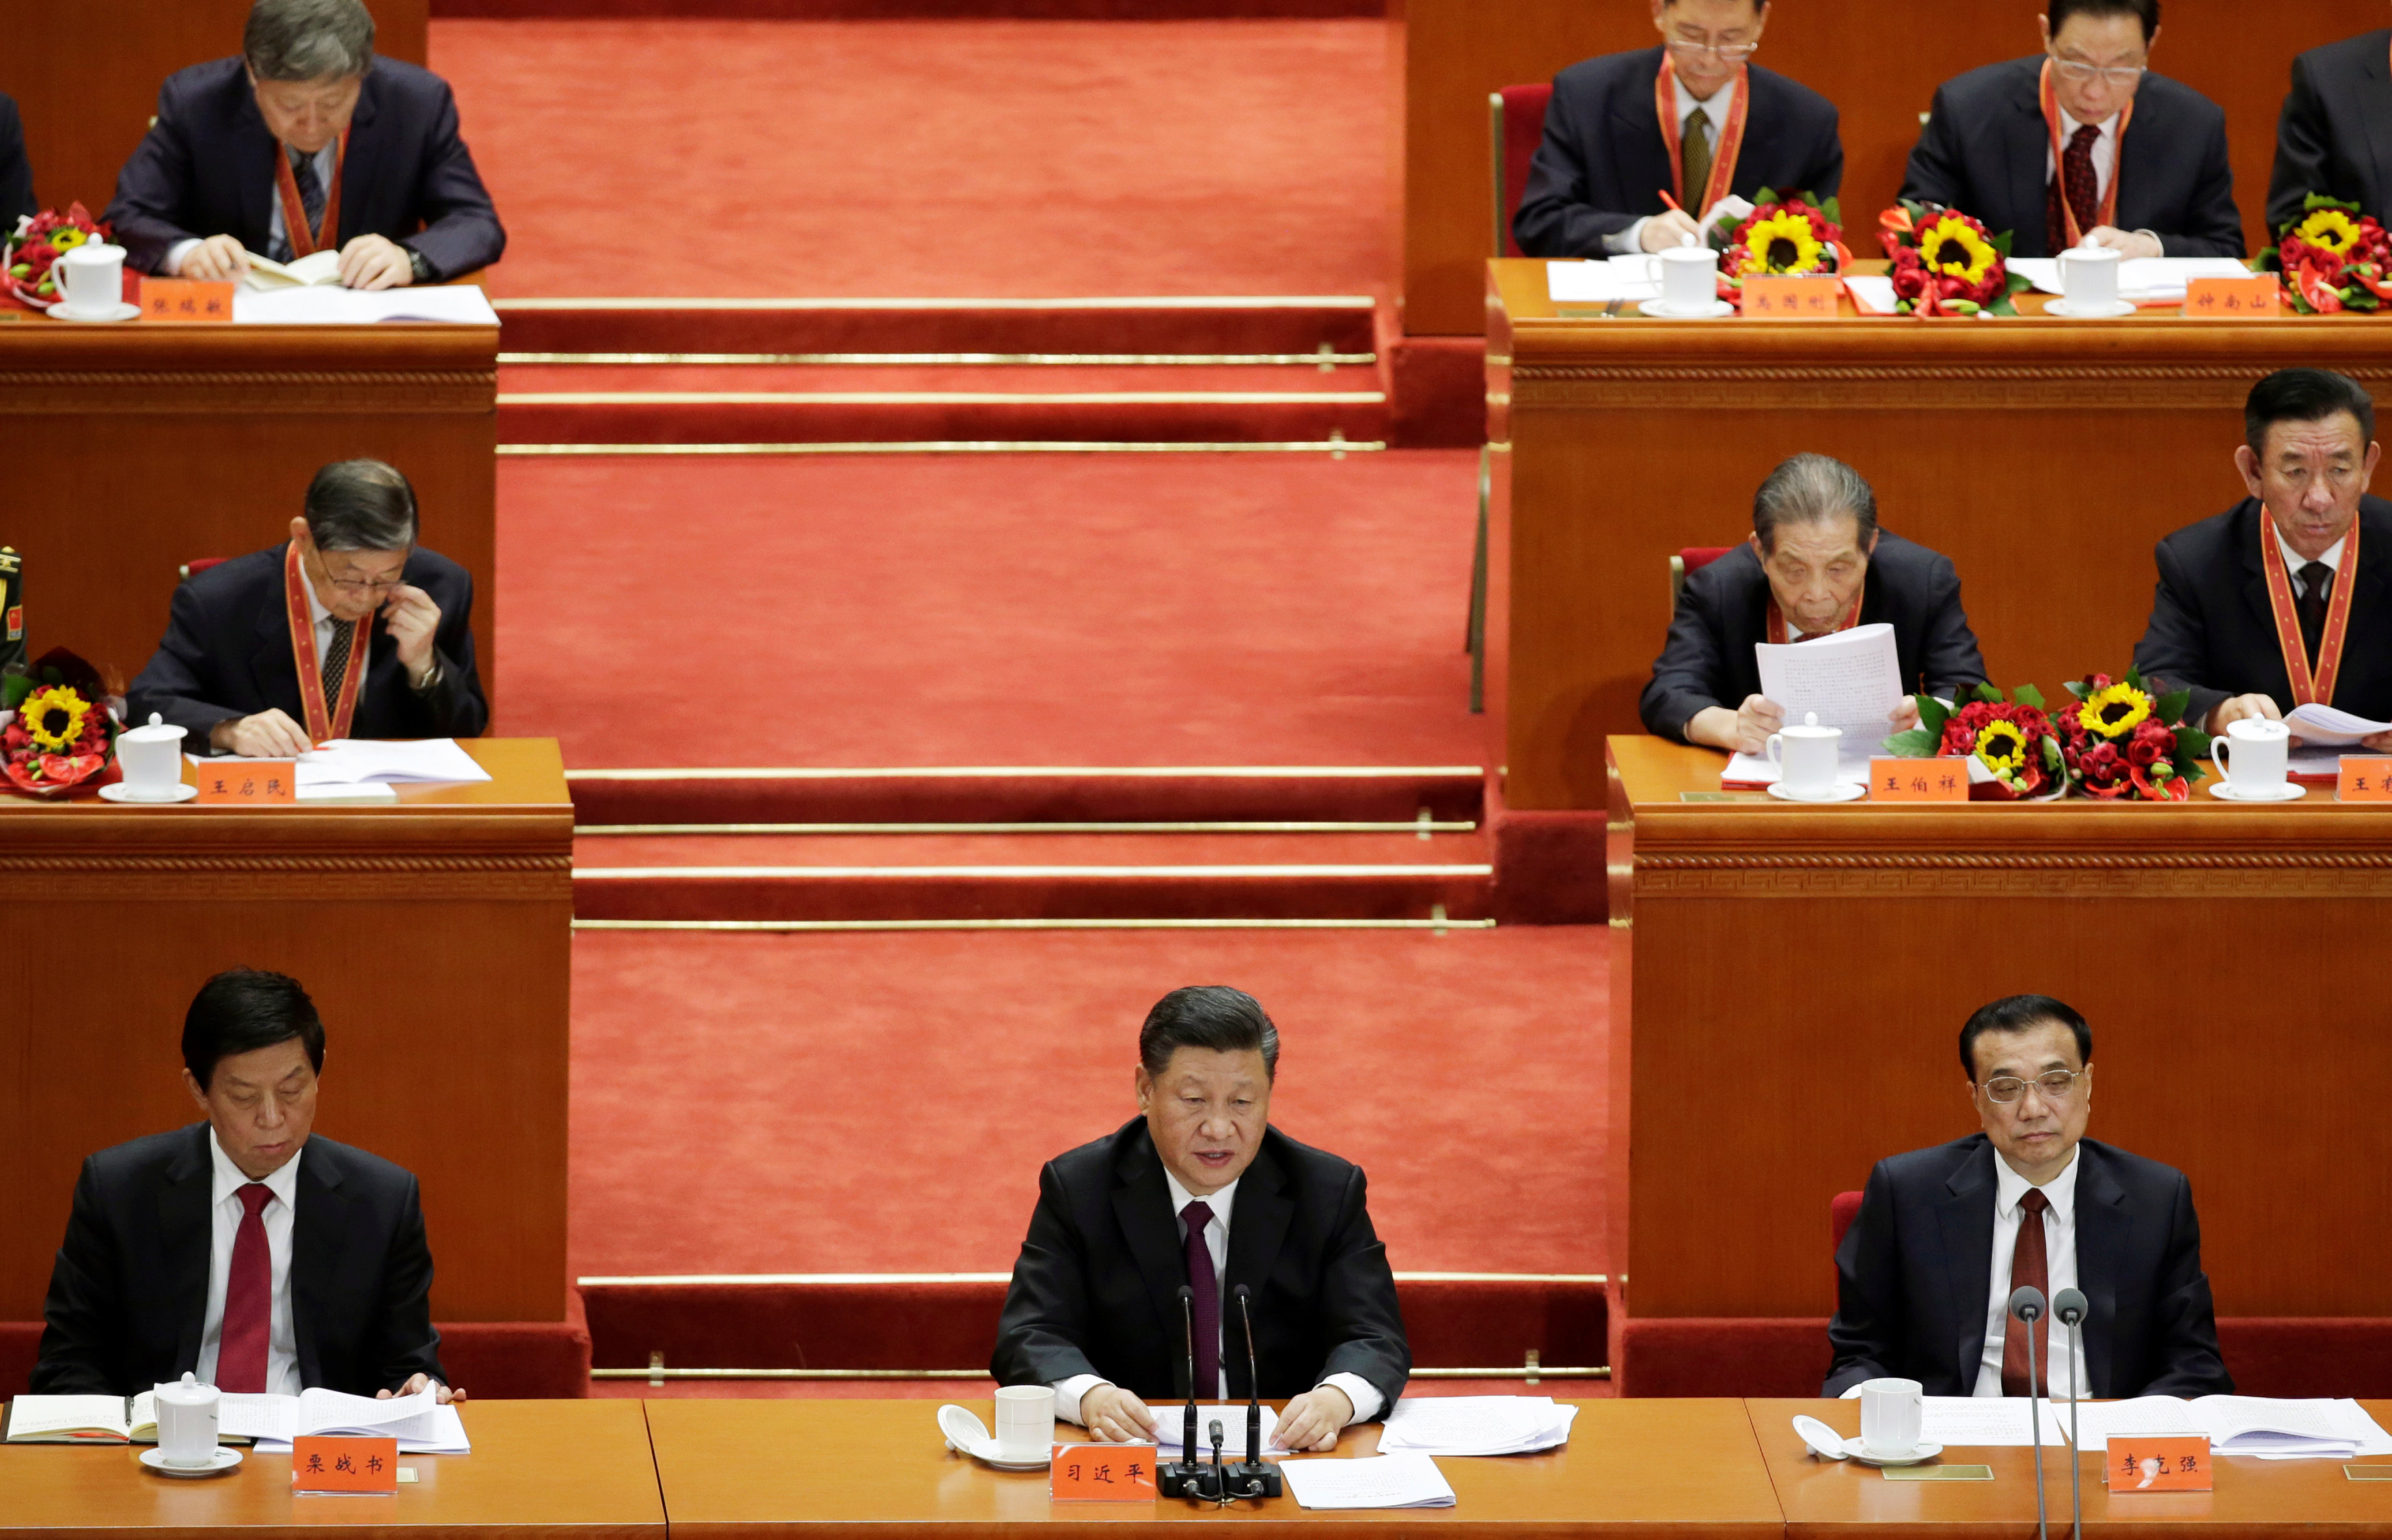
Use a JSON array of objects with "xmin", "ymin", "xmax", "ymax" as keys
[{"xmin": 1642, "ymin": 452, "xmax": 1987, "ymax": 754}]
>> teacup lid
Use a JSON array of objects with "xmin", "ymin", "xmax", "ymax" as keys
[
  {"xmin": 2229, "ymin": 715, "xmax": 2291, "ymax": 737},
  {"xmin": 156, "ymin": 1371, "xmax": 217, "ymax": 1407},
  {"xmin": 120, "ymin": 711, "xmax": 186, "ymax": 744},
  {"xmin": 1782, "ymin": 711, "xmax": 1841, "ymax": 739}
]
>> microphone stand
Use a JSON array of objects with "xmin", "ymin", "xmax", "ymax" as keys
[
  {"xmin": 1229, "ymin": 1285, "xmax": 1283, "ymax": 1498},
  {"xmin": 2054, "ymin": 1289, "xmax": 2088, "ymax": 1540},
  {"xmin": 2012, "ymin": 1286, "xmax": 2050, "ymax": 1540},
  {"xmin": 1162, "ymin": 1284, "xmax": 1218, "ymax": 1501},
  {"xmin": 1208, "ymin": 1419, "xmax": 1229, "ymax": 1509}
]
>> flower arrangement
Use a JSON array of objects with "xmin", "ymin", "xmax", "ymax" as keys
[
  {"xmin": 5, "ymin": 204, "xmax": 111, "ymax": 310},
  {"xmin": 2055, "ymin": 668, "xmax": 2210, "ymax": 801},
  {"xmin": 1877, "ymin": 202, "xmax": 2034, "ymax": 317},
  {"xmin": 2262, "ymin": 195, "xmax": 2392, "ymax": 314},
  {"xmin": 1882, "ymin": 683, "xmax": 2065, "ymax": 800},
  {"xmin": 1, "ymin": 648, "xmax": 121, "ymax": 797},
  {"xmin": 1718, "ymin": 191, "xmax": 1845, "ymax": 279}
]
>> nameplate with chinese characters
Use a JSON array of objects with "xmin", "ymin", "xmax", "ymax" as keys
[
  {"xmin": 291, "ymin": 1435, "xmax": 400, "ymax": 1495},
  {"xmin": 195, "ymin": 760, "xmax": 297, "ymax": 804},
  {"xmin": 1741, "ymin": 275, "xmax": 1842, "ymax": 320},
  {"xmin": 2106, "ymin": 1437, "xmax": 2211, "ymax": 1492},
  {"xmin": 1050, "ymin": 1442, "xmax": 1159, "ymax": 1501},
  {"xmin": 2339, "ymin": 757, "xmax": 2392, "ymax": 801},
  {"xmin": 1868, "ymin": 758, "xmax": 1970, "ymax": 802},
  {"xmin": 2182, "ymin": 277, "xmax": 2280, "ymax": 318},
  {"xmin": 140, "ymin": 278, "xmax": 236, "ymax": 322}
]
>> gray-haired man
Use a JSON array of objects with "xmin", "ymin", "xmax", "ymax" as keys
[
  {"xmin": 129, "ymin": 460, "xmax": 487, "ymax": 754},
  {"xmin": 105, "ymin": 0, "xmax": 504, "ymax": 289}
]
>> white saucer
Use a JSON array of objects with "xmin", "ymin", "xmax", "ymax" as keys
[
  {"xmin": 98, "ymin": 782, "xmax": 199, "ymax": 803},
  {"xmin": 936, "ymin": 1404, "xmax": 1052, "ymax": 1470},
  {"xmin": 2043, "ymin": 298, "xmax": 2137, "ymax": 319},
  {"xmin": 46, "ymin": 300, "xmax": 142, "ymax": 323},
  {"xmin": 139, "ymin": 1446, "xmax": 243, "ymax": 1477},
  {"xmin": 1638, "ymin": 298, "xmax": 1735, "ymax": 319},
  {"xmin": 2206, "ymin": 780, "xmax": 2306, "ymax": 802},
  {"xmin": 1767, "ymin": 780, "xmax": 1868, "ymax": 803},
  {"xmin": 1843, "ymin": 1437, "xmax": 1944, "ymax": 1467}
]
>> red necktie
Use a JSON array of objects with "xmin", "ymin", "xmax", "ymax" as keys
[
  {"xmin": 217, "ymin": 1183, "xmax": 275, "ymax": 1393},
  {"xmin": 2000, "ymin": 1187, "xmax": 2052, "ymax": 1397},
  {"xmin": 1180, "ymin": 1200, "xmax": 1219, "ymax": 1399},
  {"xmin": 2046, "ymin": 122, "xmax": 2102, "ymax": 252}
]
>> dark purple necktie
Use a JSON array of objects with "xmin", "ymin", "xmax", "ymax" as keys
[
  {"xmin": 1180, "ymin": 1200, "xmax": 1219, "ymax": 1399},
  {"xmin": 2046, "ymin": 122, "xmax": 2102, "ymax": 252}
]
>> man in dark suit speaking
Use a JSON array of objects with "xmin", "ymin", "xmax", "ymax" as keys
[
  {"xmin": 130, "ymin": 458, "xmax": 487, "ymax": 756},
  {"xmin": 1641, "ymin": 453, "xmax": 1986, "ymax": 754},
  {"xmin": 2268, "ymin": 27, "xmax": 2392, "ymax": 230},
  {"xmin": 1513, "ymin": 0, "xmax": 1842, "ymax": 258},
  {"xmin": 2135, "ymin": 368, "xmax": 2392, "ymax": 747},
  {"xmin": 992, "ymin": 987, "xmax": 1409, "ymax": 1452},
  {"xmin": 105, "ymin": 0, "xmax": 504, "ymax": 289},
  {"xmin": 33, "ymin": 969, "xmax": 459, "ymax": 1401},
  {"xmin": 1901, "ymin": 0, "xmax": 2243, "ymax": 260},
  {"xmin": 1826, "ymin": 994, "xmax": 2231, "ymax": 1399}
]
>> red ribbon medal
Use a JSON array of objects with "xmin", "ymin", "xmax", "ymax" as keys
[
  {"xmin": 284, "ymin": 542, "xmax": 370, "ymax": 742},
  {"xmin": 2259, "ymin": 513, "xmax": 2359, "ymax": 707},
  {"xmin": 1655, "ymin": 55, "xmax": 1750, "ymax": 219},
  {"xmin": 271, "ymin": 132, "xmax": 347, "ymax": 260},
  {"xmin": 2039, "ymin": 60, "xmax": 2132, "ymax": 248}
]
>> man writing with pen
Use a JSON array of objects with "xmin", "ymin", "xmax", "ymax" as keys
[{"xmin": 990, "ymin": 987, "xmax": 1410, "ymax": 1451}]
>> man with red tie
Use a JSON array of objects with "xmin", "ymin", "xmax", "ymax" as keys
[
  {"xmin": 1825, "ymin": 995, "xmax": 2230, "ymax": 1399},
  {"xmin": 31, "ymin": 969, "xmax": 457, "ymax": 1402}
]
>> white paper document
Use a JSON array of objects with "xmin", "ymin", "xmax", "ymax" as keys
[
  {"xmin": 1845, "ymin": 275, "xmax": 1899, "ymax": 315},
  {"xmin": 1545, "ymin": 256, "xmax": 1665, "ymax": 305},
  {"xmin": 223, "ymin": 1386, "xmax": 471, "ymax": 1453},
  {"xmin": 234, "ymin": 282, "xmax": 500, "ymax": 326},
  {"xmin": 1280, "ymin": 1453, "xmax": 1456, "ymax": 1509},
  {"xmin": 1753, "ymin": 622, "xmax": 1905, "ymax": 767},
  {"xmin": 1920, "ymin": 1397, "xmax": 2071, "ymax": 1447},
  {"xmin": 2285, "ymin": 703, "xmax": 2392, "ymax": 745},
  {"xmin": 1378, "ymin": 1395, "xmax": 1578, "ymax": 1457},
  {"xmin": 2069, "ymin": 1396, "xmax": 2392, "ymax": 1459},
  {"xmin": 299, "ymin": 739, "xmax": 491, "ymax": 786},
  {"xmin": 2008, "ymin": 256, "xmax": 2255, "ymax": 301},
  {"xmin": 1153, "ymin": 1405, "xmax": 1277, "ymax": 1455}
]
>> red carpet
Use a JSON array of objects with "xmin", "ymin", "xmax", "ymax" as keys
[
  {"xmin": 438, "ymin": 3, "xmax": 1383, "ymax": 17},
  {"xmin": 431, "ymin": 18, "xmax": 1391, "ymax": 299}
]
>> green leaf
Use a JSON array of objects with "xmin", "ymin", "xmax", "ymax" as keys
[
  {"xmin": 2123, "ymin": 665, "xmax": 2145, "ymax": 691},
  {"xmin": 1989, "ymin": 297, "xmax": 2020, "ymax": 317},
  {"xmin": 2041, "ymin": 737, "xmax": 2065, "ymax": 772},
  {"xmin": 2154, "ymin": 688, "xmax": 2191, "ymax": 726},
  {"xmin": 2065, "ymin": 678, "xmax": 2092, "ymax": 700},
  {"xmin": 1819, "ymin": 196, "xmax": 1843, "ymax": 229},
  {"xmin": 2175, "ymin": 728, "xmax": 2214, "ymax": 763},
  {"xmin": 1917, "ymin": 693, "xmax": 1950, "ymax": 737},
  {"xmin": 1882, "ymin": 727, "xmax": 1938, "ymax": 757},
  {"xmin": 1754, "ymin": 187, "xmax": 1780, "ymax": 208},
  {"xmin": 1, "ymin": 674, "xmax": 30, "ymax": 711},
  {"xmin": 2004, "ymin": 271, "xmax": 2035, "ymax": 296},
  {"xmin": 1992, "ymin": 228, "xmax": 2016, "ymax": 259},
  {"xmin": 2014, "ymin": 683, "xmax": 2047, "ymax": 709}
]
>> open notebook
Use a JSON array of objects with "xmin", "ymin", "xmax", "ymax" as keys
[
  {"xmin": 4, "ymin": 1391, "xmax": 165, "ymax": 1443},
  {"xmin": 5, "ymin": 1386, "xmax": 470, "ymax": 1453}
]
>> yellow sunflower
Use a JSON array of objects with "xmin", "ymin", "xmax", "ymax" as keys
[
  {"xmin": 47, "ymin": 228, "xmax": 87, "ymax": 252},
  {"xmin": 1742, "ymin": 210, "xmax": 1825, "ymax": 274},
  {"xmin": 2297, "ymin": 208, "xmax": 2361, "ymax": 256},
  {"xmin": 1919, "ymin": 216, "xmax": 1998, "ymax": 284},
  {"xmin": 1973, "ymin": 719, "xmax": 2026, "ymax": 771},
  {"xmin": 2077, "ymin": 681, "xmax": 2151, "ymax": 739},
  {"xmin": 19, "ymin": 686, "xmax": 91, "ymax": 752}
]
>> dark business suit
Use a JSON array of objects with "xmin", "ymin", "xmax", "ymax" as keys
[
  {"xmin": 1639, "ymin": 531, "xmax": 1987, "ymax": 744},
  {"xmin": 2133, "ymin": 495, "xmax": 2392, "ymax": 731},
  {"xmin": 2269, "ymin": 30, "xmax": 2392, "ymax": 230},
  {"xmin": 1514, "ymin": 48, "xmax": 1843, "ymax": 258},
  {"xmin": 104, "ymin": 57, "xmax": 504, "ymax": 279},
  {"xmin": 1902, "ymin": 56, "xmax": 2245, "ymax": 259},
  {"xmin": 1, "ymin": 92, "xmax": 33, "ymax": 225},
  {"xmin": 1826, "ymin": 1135, "xmax": 2231, "ymax": 1399},
  {"xmin": 128, "ymin": 542, "xmax": 487, "ymax": 744},
  {"xmin": 33, "ymin": 1123, "xmax": 445, "ymax": 1397},
  {"xmin": 992, "ymin": 1119, "xmax": 1409, "ymax": 1412}
]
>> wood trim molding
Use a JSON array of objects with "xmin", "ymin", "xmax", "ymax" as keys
[
  {"xmin": 1510, "ymin": 364, "xmax": 2392, "ymax": 411},
  {"xmin": 1635, "ymin": 849, "xmax": 2392, "ymax": 898},
  {"xmin": 0, "ymin": 370, "xmax": 496, "ymax": 415}
]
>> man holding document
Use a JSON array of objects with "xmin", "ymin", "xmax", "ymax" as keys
[{"xmin": 1642, "ymin": 454, "xmax": 1986, "ymax": 754}]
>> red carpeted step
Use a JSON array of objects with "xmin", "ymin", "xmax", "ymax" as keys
[
  {"xmin": 496, "ymin": 387, "xmax": 1388, "ymax": 446},
  {"xmin": 491, "ymin": 300, "xmax": 1379, "ymax": 357},
  {"xmin": 577, "ymin": 831, "xmax": 1486, "ymax": 864},
  {"xmin": 499, "ymin": 363, "xmax": 1382, "ymax": 394},
  {"xmin": 440, "ymin": 2, "xmax": 1385, "ymax": 18}
]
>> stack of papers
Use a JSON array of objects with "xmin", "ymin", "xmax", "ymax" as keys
[
  {"xmin": 1545, "ymin": 256, "xmax": 1664, "ymax": 305},
  {"xmin": 1377, "ymin": 1395, "xmax": 1577, "ymax": 1456},
  {"xmin": 232, "ymin": 283, "xmax": 500, "ymax": 325},
  {"xmin": 1280, "ymin": 1453, "xmax": 1456, "ymax": 1509},
  {"xmin": 2074, "ymin": 1397, "xmax": 2392, "ymax": 1459},
  {"xmin": 1722, "ymin": 623, "xmax": 1905, "ymax": 786},
  {"xmin": 1920, "ymin": 1397, "xmax": 2073, "ymax": 1447},
  {"xmin": 298, "ymin": 738, "xmax": 491, "ymax": 786},
  {"xmin": 1153, "ymin": 1405, "xmax": 1277, "ymax": 1455},
  {"xmin": 228, "ymin": 1386, "xmax": 471, "ymax": 1454},
  {"xmin": 2008, "ymin": 256, "xmax": 2257, "ymax": 303}
]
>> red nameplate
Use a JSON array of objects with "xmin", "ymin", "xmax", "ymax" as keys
[
  {"xmin": 2108, "ymin": 1437, "xmax": 2211, "ymax": 1492},
  {"xmin": 2340, "ymin": 757, "xmax": 2392, "ymax": 801},
  {"xmin": 140, "ymin": 278, "xmax": 235, "ymax": 322},
  {"xmin": 1742, "ymin": 275, "xmax": 1842, "ymax": 320},
  {"xmin": 1869, "ymin": 758, "xmax": 1969, "ymax": 801},
  {"xmin": 195, "ymin": 761, "xmax": 296, "ymax": 804},
  {"xmin": 1050, "ymin": 1442, "xmax": 1158, "ymax": 1502},
  {"xmin": 292, "ymin": 1435, "xmax": 399, "ymax": 1494},
  {"xmin": 2182, "ymin": 277, "xmax": 2280, "ymax": 318}
]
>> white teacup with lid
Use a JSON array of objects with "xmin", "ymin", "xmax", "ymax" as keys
[
  {"xmin": 1659, "ymin": 238, "xmax": 1721, "ymax": 313},
  {"xmin": 115, "ymin": 713, "xmax": 189, "ymax": 800},
  {"xmin": 1767, "ymin": 711, "xmax": 1843, "ymax": 797},
  {"xmin": 49, "ymin": 240, "xmax": 128, "ymax": 318},
  {"xmin": 2212, "ymin": 713, "xmax": 2292, "ymax": 797},
  {"xmin": 154, "ymin": 1372, "xmax": 221, "ymax": 1468},
  {"xmin": 2059, "ymin": 240, "xmax": 2122, "ymax": 311}
]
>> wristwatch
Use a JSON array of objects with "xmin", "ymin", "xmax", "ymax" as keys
[
  {"xmin": 406, "ymin": 246, "xmax": 434, "ymax": 284},
  {"xmin": 409, "ymin": 657, "xmax": 443, "ymax": 694}
]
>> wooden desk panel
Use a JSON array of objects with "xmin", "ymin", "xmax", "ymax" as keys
[
  {"xmin": 647, "ymin": 1397, "xmax": 1784, "ymax": 1538},
  {"xmin": 0, "ymin": 318, "xmax": 497, "ymax": 707},
  {"xmin": 0, "ymin": 741, "xmax": 571, "ymax": 1323},
  {"xmin": 1750, "ymin": 1399, "xmax": 2392, "ymax": 1539},
  {"xmin": 1491, "ymin": 261, "xmax": 2392, "ymax": 810},
  {"xmin": 1607, "ymin": 735, "xmax": 2392, "ymax": 1326},
  {"xmin": 0, "ymin": 1399, "xmax": 662, "ymax": 1540}
]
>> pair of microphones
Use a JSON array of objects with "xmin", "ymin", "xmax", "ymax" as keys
[
  {"xmin": 2008, "ymin": 1284, "xmax": 2089, "ymax": 1540},
  {"xmin": 1159, "ymin": 1283, "xmax": 1283, "ymax": 1504}
]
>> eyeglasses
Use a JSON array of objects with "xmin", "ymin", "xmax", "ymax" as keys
[
  {"xmin": 308, "ymin": 551, "xmax": 407, "ymax": 595},
  {"xmin": 2048, "ymin": 53, "xmax": 2147, "ymax": 88},
  {"xmin": 1666, "ymin": 35, "xmax": 1759, "ymax": 61},
  {"xmin": 1978, "ymin": 1068, "xmax": 2089, "ymax": 1104}
]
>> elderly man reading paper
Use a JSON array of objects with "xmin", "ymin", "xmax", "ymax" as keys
[{"xmin": 1642, "ymin": 453, "xmax": 1987, "ymax": 754}]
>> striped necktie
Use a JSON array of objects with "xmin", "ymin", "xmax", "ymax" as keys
[{"xmin": 321, "ymin": 617, "xmax": 357, "ymax": 704}]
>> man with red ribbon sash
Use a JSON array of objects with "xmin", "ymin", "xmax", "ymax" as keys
[
  {"xmin": 2136, "ymin": 369, "xmax": 2392, "ymax": 750},
  {"xmin": 2268, "ymin": 26, "xmax": 2392, "ymax": 231},
  {"xmin": 1513, "ymin": 0, "xmax": 1843, "ymax": 259},
  {"xmin": 128, "ymin": 460, "xmax": 487, "ymax": 757},
  {"xmin": 1644, "ymin": 454, "xmax": 1988, "ymax": 756},
  {"xmin": 106, "ymin": 0, "xmax": 504, "ymax": 289},
  {"xmin": 1900, "ymin": 0, "xmax": 2243, "ymax": 261}
]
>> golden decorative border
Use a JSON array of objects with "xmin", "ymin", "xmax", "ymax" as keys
[
  {"xmin": 0, "ymin": 371, "xmax": 495, "ymax": 413},
  {"xmin": 1509, "ymin": 363, "xmax": 2392, "ymax": 411},
  {"xmin": 1635, "ymin": 849, "xmax": 2392, "ymax": 898}
]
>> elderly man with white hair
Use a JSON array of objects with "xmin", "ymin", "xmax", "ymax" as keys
[{"xmin": 105, "ymin": 0, "xmax": 504, "ymax": 290}]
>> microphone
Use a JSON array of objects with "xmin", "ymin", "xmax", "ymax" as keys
[
  {"xmin": 1163, "ymin": 1285, "xmax": 1217, "ymax": 1501},
  {"xmin": 1229, "ymin": 1285, "xmax": 1283, "ymax": 1498},
  {"xmin": 2054, "ymin": 1288, "xmax": 2089, "ymax": 1540},
  {"xmin": 2011, "ymin": 1285, "xmax": 2050, "ymax": 1540}
]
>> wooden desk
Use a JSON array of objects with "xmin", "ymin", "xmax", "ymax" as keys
[
  {"xmin": 1606, "ymin": 735, "xmax": 2392, "ymax": 1338},
  {"xmin": 0, "ymin": 1399, "xmax": 662, "ymax": 1540},
  {"xmin": 646, "ymin": 1397, "xmax": 1784, "ymax": 1537},
  {"xmin": 0, "ymin": 740, "xmax": 571, "ymax": 1323},
  {"xmin": 0, "ymin": 317, "xmax": 498, "ymax": 706},
  {"xmin": 1750, "ymin": 1400, "xmax": 2392, "ymax": 1539},
  {"xmin": 1489, "ymin": 260, "xmax": 2392, "ymax": 810}
]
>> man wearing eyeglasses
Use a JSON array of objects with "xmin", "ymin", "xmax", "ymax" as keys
[
  {"xmin": 1825, "ymin": 994, "xmax": 2231, "ymax": 1399},
  {"xmin": 1513, "ymin": 0, "xmax": 1843, "ymax": 259},
  {"xmin": 1900, "ymin": 0, "xmax": 2244, "ymax": 260},
  {"xmin": 129, "ymin": 458, "xmax": 487, "ymax": 755}
]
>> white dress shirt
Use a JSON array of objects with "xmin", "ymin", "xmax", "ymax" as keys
[
  {"xmin": 1608, "ymin": 74, "xmax": 1735, "ymax": 256},
  {"xmin": 2274, "ymin": 528, "xmax": 2347, "ymax": 599},
  {"xmin": 1972, "ymin": 1148, "xmax": 2094, "ymax": 1399},
  {"xmin": 1052, "ymin": 1168, "xmax": 1384, "ymax": 1427},
  {"xmin": 166, "ymin": 141, "xmax": 338, "ymax": 276},
  {"xmin": 193, "ymin": 1131, "xmax": 303, "ymax": 1396}
]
